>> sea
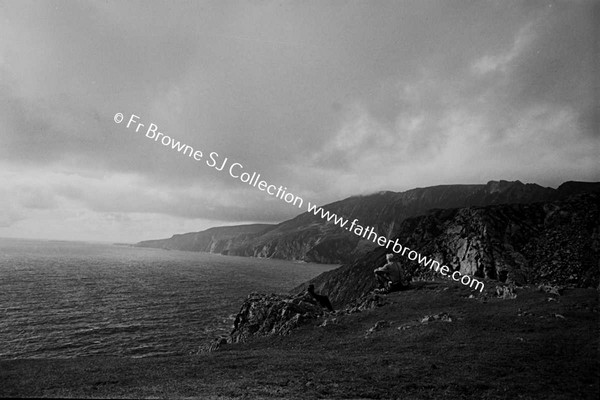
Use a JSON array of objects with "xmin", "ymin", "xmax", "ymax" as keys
[{"xmin": 0, "ymin": 238, "xmax": 337, "ymax": 359}]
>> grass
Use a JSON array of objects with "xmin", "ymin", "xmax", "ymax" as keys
[{"xmin": 1, "ymin": 281, "xmax": 598, "ymax": 399}]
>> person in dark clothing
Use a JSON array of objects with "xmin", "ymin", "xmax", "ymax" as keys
[{"xmin": 307, "ymin": 284, "xmax": 334, "ymax": 312}]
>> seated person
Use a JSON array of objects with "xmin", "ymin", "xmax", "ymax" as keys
[{"xmin": 374, "ymin": 253, "xmax": 409, "ymax": 293}]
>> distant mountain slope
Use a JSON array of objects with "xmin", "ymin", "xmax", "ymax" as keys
[
  {"xmin": 136, "ymin": 180, "xmax": 599, "ymax": 263},
  {"xmin": 297, "ymin": 192, "xmax": 600, "ymax": 307},
  {"xmin": 230, "ymin": 180, "xmax": 557, "ymax": 262},
  {"xmin": 137, "ymin": 224, "xmax": 275, "ymax": 253},
  {"xmin": 556, "ymin": 181, "xmax": 600, "ymax": 197}
]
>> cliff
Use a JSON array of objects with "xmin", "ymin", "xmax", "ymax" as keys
[
  {"xmin": 297, "ymin": 192, "xmax": 600, "ymax": 308},
  {"xmin": 221, "ymin": 191, "xmax": 599, "ymax": 349},
  {"xmin": 138, "ymin": 180, "xmax": 591, "ymax": 263},
  {"xmin": 136, "ymin": 224, "xmax": 275, "ymax": 253}
]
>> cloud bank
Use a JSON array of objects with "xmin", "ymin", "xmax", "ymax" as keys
[{"xmin": 0, "ymin": 0, "xmax": 598, "ymax": 241}]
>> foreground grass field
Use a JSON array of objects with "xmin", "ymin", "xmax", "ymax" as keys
[{"xmin": 1, "ymin": 281, "xmax": 598, "ymax": 399}]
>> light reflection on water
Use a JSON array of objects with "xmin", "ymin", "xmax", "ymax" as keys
[{"xmin": 0, "ymin": 238, "xmax": 336, "ymax": 358}]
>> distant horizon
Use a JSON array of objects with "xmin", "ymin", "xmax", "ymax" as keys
[
  {"xmin": 3, "ymin": 177, "xmax": 597, "ymax": 243},
  {"xmin": 2, "ymin": 1, "xmax": 597, "ymax": 243}
]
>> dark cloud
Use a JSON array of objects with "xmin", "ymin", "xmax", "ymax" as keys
[{"xmin": 0, "ymin": 0, "xmax": 598, "ymax": 241}]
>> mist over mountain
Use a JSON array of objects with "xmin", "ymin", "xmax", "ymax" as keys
[{"xmin": 137, "ymin": 180, "xmax": 599, "ymax": 263}]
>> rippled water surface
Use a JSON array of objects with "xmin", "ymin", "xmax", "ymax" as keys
[{"xmin": 0, "ymin": 238, "xmax": 337, "ymax": 359}]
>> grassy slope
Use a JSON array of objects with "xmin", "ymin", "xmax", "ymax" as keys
[{"xmin": 1, "ymin": 282, "xmax": 598, "ymax": 399}]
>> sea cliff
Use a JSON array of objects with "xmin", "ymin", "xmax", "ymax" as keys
[{"xmin": 138, "ymin": 180, "xmax": 597, "ymax": 263}]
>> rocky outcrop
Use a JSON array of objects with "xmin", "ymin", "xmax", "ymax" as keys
[
  {"xmin": 228, "ymin": 292, "xmax": 329, "ymax": 344},
  {"xmin": 297, "ymin": 193, "xmax": 600, "ymax": 308},
  {"xmin": 224, "ymin": 290, "xmax": 394, "ymax": 345},
  {"xmin": 346, "ymin": 292, "xmax": 391, "ymax": 313},
  {"xmin": 495, "ymin": 284, "xmax": 518, "ymax": 299},
  {"xmin": 211, "ymin": 187, "xmax": 600, "ymax": 347},
  {"xmin": 137, "ymin": 180, "xmax": 593, "ymax": 263}
]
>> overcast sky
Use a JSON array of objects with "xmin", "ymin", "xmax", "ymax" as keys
[{"xmin": 0, "ymin": 0, "xmax": 598, "ymax": 242}]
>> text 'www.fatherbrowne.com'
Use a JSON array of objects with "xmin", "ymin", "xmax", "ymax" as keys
[{"xmin": 114, "ymin": 112, "xmax": 485, "ymax": 292}]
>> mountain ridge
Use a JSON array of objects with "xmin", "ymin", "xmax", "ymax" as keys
[
  {"xmin": 295, "ymin": 191, "xmax": 600, "ymax": 307},
  {"xmin": 136, "ymin": 180, "xmax": 600, "ymax": 263}
]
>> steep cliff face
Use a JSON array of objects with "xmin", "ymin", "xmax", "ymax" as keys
[
  {"xmin": 298, "ymin": 193, "xmax": 599, "ymax": 308},
  {"xmin": 136, "ymin": 224, "xmax": 275, "ymax": 253},
  {"xmin": 221, "ymin": 186, "xmax": 600, "ymax": 348},
  {"xmin": 138, "ymin": 180, "xmax": 578, "ymax": 263}
]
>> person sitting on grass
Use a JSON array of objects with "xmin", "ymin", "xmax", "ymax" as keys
[{"xmin": 374, "ymin": 253, "xmax": 409, "ymax": 294}]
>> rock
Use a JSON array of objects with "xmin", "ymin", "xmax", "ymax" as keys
[
  {"xmin": 495, "ymin": 284, "xmax": 517, "ymax": 299},
  {"xmin": 346, "ymin": 293, "xmax": 390, "ymax": 314},
  {"xmin": 208, "ymin": 337, "xmax": 228, "ymax": 352},
  {"xmin": 229, "ymin": 292, "xmax": 326, "ymax": 344},
  {"xmin": 397, "ymin": 320, "xmax": 422, "ymax": 330},
  {"xmin": 507, "ymin": 269, "xmax": 528, "ymax": 286},
  {"xmin": 319, "ymin": 317, "xmax": 338, "ymax": 327},
  {"xmin": 365, "ymin": 320, "xmax": 391, "ymax": 336},
  {"xmin": 420, "ymin": 312, "xmax": 453, "ymax": 323},
  {"xmin": 197, "ymin": 336, "xmax": 229, "ymax": 353},
  {"xmin": 295, "ymin": 192, "xmax": 599, "ymax": 308},
  {"xmin": 538, "ymin": 284, "xmax": 564, "ymax": 296}
]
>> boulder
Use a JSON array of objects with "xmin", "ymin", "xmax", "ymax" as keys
[
  {"xmin": 229, "ymin": 292, "xmax": 327, "ymax": 344},
  {"xmin": 495, "ymin": 284, "xmax": 517, "ymax": 299},
  {"xmin": 421, "ymin": 312, "xmax": 453, "ymax": 323},
  {"xmin": 347, "ymin": 293, "xmax": 390, "ymax": 313},
  {"xmin": 538, "ymin": 284, "xmax": 564, "ymax": 296},
  {"xmin": 365, "ymin": 320, "xmax": 391, "ymax": 336}
]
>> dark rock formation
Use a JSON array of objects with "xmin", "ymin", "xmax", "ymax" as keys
[
  {"xmin": 216, "ymin": 188, "xmax": 600, "ymax": 346},
  {"xmin": 228, "ymin": 292, "xmax": 329, "ymax": 344},
  {"xmin": 495, "ymin": 284, "xmax": 518, "ymax": 299},
  {"xmin": 346, "ymin": 293, "xmax": 391, "ymax": 313},
  {"xmin": 420, "ymin": 312, "xmax": 453, "ymax": 323},
  {"xmin": 365, "ymin": 320, "xmax": 392, "ymax": 336},
  {"xmin": 225, "ymin": 289, "xmax": 394, "ymax": 345},
  {"xmin": 223, "ymin": 193, "xmax": 598, "ymax": 344},
  {"xmin": 538, "ymin": 284, "xmax": 564, "ymax": 296},
  {"xmin": 297, "ymin": 193, "xmax": 600, "ymax": 308},
  {"xmin": 137, "ymin": 180, "xmax": 588, "ymax": 263},
  {"xmin": 199, "ymin": 336, "xmax": 229, "ymax": 353}
]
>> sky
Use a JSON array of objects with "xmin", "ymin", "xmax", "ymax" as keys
[{"xmin": 0, "ymin": 0, "xmax": 598, "ymax": 242}]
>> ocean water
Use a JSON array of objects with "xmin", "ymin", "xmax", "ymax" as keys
[{"xmin": 0, "ymin": 238, "xmax": 337, "ymax": 359}]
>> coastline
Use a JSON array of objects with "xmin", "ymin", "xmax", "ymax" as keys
[{"xmin": 3, "ymin": 283, "xmax": 597, "ymax": 399}]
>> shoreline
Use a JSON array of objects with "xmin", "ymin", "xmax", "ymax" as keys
[{"xmin": 3, "ymin": 284, "xmax": 597, "ymax": 399}]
